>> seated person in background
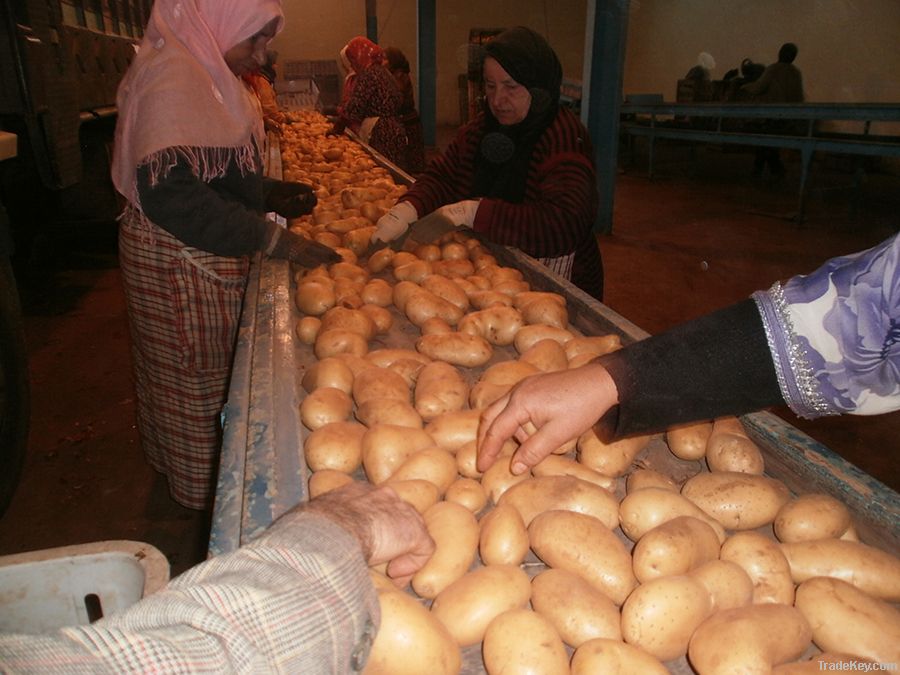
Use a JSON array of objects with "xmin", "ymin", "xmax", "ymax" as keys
[
  {"xmin": 741, "ymin": 42, "xmax": 805, "ymax": 178},
  {"xmin": 373, "ymin": 26, "xmax": 605, "ymax": 301},
  {"xmin": 478, "ymin": 232, "xmax": 900, "ymax": 475},
  {"xmin": 384, "ymin": 46, "xmax": 427, "ymax": 175},
  {"xmin": 0, "ymin": 482, "xmax": 435, "ymax": 671},
  {"xmin": 332, "ymin": 37, "xmax": 408, "ymax": 170},
  {"xmin": 683, "ymin": 51, "xmax": 716, "ymax": 83}
]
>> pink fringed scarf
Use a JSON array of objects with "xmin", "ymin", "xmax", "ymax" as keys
[{"xmin": 112, "ymin": 0, "xmax": 284, "ymax": 204}]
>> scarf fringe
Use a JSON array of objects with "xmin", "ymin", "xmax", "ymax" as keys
[{"xmin": 140, "ymin": 142, "xmax": 262, "ymax": 189}]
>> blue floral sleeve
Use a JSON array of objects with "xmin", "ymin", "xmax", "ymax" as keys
[{"xmin": 753, "ymin": 233, "xmax": 900, "ymax": 418}]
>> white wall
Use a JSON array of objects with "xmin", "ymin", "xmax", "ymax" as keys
[{"xmin": 275, "ymin": 0, "xmax": 900, "ymax": 134}]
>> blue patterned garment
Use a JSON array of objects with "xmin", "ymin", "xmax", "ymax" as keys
[{"xmin": 753, "ymin": 233, "xmax": 900, "ymax": 419}]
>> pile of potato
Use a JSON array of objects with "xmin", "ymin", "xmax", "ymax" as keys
[{"xmin": 278, "ymin": 113, "xmax": 900, "ymax": 675}]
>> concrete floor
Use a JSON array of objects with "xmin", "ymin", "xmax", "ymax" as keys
[{"xmin": 0, "ymin": 139, "xmax": 897, "ymax": 578}]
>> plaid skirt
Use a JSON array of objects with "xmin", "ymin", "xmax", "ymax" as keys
[{"xmin": 118, "ymin": 209, "xmax": 249, "ymax": 510}]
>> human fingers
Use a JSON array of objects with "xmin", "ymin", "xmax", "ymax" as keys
[
  {"xmin": 476, "ymin": 391, "xmax": 526, "ymax": 474},
  {"xmin": 365, "ymin": 486, "xmax": 434, "ymax": 569}
]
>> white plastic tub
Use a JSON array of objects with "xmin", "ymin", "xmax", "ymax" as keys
[{"xmin": 0, "ymin": 540, "xmax": 169, "ymax": 634}]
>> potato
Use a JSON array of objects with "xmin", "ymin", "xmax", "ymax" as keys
[
  {"xmin": 619, "ymin": 487, "xmax": 727, "ymax": 543},
  {"xmin": 430, "ymin": 564, "xmax": 531, "ymax": 646},
  {"xmin": 366, "ymin": 246, "xmax": 395, "ymax": 273},
  {"xmin": 468, "ymin": 289, "xmax": 514, "ymax": 310},
  {"xmin": 480, "ymin": 456, "xmax": 532, "ymax": 504},
  {"xmin": 564, "ymin": 334, "xmax": 621, "ymax": 361},
  {"xmin": 361, "ymin": 424, "xmax": 435, "ymax": 484},
  {"xmin": 391, "ymin": 279, "xmax": 422, "ymax": 313},
  {"xmin": 412, "ymin": 501, "xmax": 479, "ymax": 599},
  {"xmin": 359, "ymin": 303, "xmax": 393, "ymax": 334},
  {"xmin": 516, "ymin": 338, "xmax": 569, "ymax": 373},
  {"xmin": 363, "ymin": 586, "xmax": 461, "ymax": 675},
  {"xmin": 308, "ymin": 468, "xmax": 354, "ymax": 497},
  {"xmin": 780, "ymin": 538, "xmax": 900, "ymax": 601},
  {"xmin": 415, "ymin": 332, "xmax": 493, "ymax": 368},
  {"xmin": 794, "ymin": 576, "xmax": 900, "ymax": 664},
  {"xmin": 299, "ymin": 386, "xmax": 352, "ymax": 430},
  {"xmin": 295, "ymin": 315, "xmax": 321, "ymax": 344},
  {"xmin": 386, "ymin": 478, "xmax": 441, "ymax": 514},
  {"xmin": 455, "ymin": 440, "xmax": 482, "ymax": 480},
  {"xmin": 720, "ymin": 531, "xmax": 795, "ymax": 605},
  {"xmin": 387, "ymin": 446, "xmax": 458, "ymax": 495},
  {"xmin": 414, "ymin": 361, "xmax": 468, "ymax": 420},
  {"xmin": 440, "ymin": 241, "xmax": 468, "ymax": 261},
  {"xmin": 420, "ymin": 316, "xmax": 452, "ymax": 335},
  {"xmin": 478, "ymin": 502, "xmax": 529, "ymax": 566},
  {"xmin": 518, "ymin": 295, "xmax": 568, "ymax": 329},
  {"xmin": 532, "ymin": 454, "xmax": 617, "ymax": 491},
  {"xmin": 342, "ymin": 225, "xmax": 375, "ymax": 255},
  {"xmin": 632, "ymin": 515, "xmax": 721, "ymax": 582},
  {"xmin": 421, "ymin": 274, "xmax": 469, "ymax": 311},
  {"xmin": 414, "ymin": 243, "xmax": 441, "ymax": 261},
  {"xmin": 666, "ymin": 420, "xmax": 713, "ymax": 460},
  {"xmin": 529, "ymin": 510, "xmax": 637, "ymax": 605},
  {"xmin": 394, "ymin": 260, "xmax": 433, "ymax": 284},
  {"xmin": 295, "ymin": 277, "xmax": 336, "ymax": 315},
  {"xmin": 706, "ymin": 416, "xmax": 765, "ymax": 474},
  {"xmin": 681, "ymin": 471, "xmax": 791, "ymax": 530},
  {"xmin": 352, "ymin": 366, "xmax": 409, "ymax": 407},
  {"xmin": 355, "ymin": 398, "xmax": 423, "ymax": 429},
  {"xmin": 482, "ymin": 609, "xmax": 569, "ymax": 675},
  {"xmin": 365, "ymin": 348, "xmax": 432, "ymax": 369},
  {"xmin": 688, "ymin": 604, "xmax": 812, "ymax": 675},
  {"xmin": 621, "ymin": 575, "xmax": 712, "ymax": 661},
  {"xmin": 577, "ymin": 427, "xmax": 651, "ymax": 477},
  {"xmin": 301, "ymin": 356, "xmax": 354, "ymax": 394},
  {"xmin": 391, "ymin": 251, "xmax": 419, "ymax": 269},
  {"xmin": 773, "ymin": 493, "xmax": 852, "ymax": 543},
  {"xmin": 531, "ymin": 568, "xmax": 622, "ymax": 647},
  {"xmin": 571, "ymin": 638, "xmax": 669, "ymax": 675},
  {"xmin": 479, "ymin": 359, "xmax": 540, "ymax": 387},
  {"xmin": 688, "ymin": 559, "xmax": 755, "ymax": 611},
  {"xmin": 423, "ymin": 408, "xmax": 482, "ymax": 453},
  {"xmin": 314, "ymin": 328, "xmax": 368, "ymax": 359},
  {"xmin": 360, "ymin": 278, "xmax": 393, "ymax": 306},
  {"xmin": 625, "ymin": 468, "xmax": 677, "ymax": 494},
  {"xmin": 329, "ymin": 260, "xmax": 369, "ymax": 284},
  {"xmin": 444, "ymin": 477, "xmax": 487, "ymax": 513},
  {"xmin": 303, "ymin": 420, "xmax": 366, "ymax": 473},
  {"xmin": 458, "ymin": 306, "xmax": 524, "ymax": 346},
  {"xmin": 431, "ymin": 258, "xmax": 475, "ymax": 278},
  {"xmin": 513, "ymin": 324, "xmax": 575, "ymax": 353},
  {"xmin": 497, "ymin": 475, "xmax": 619, "ymax": 529}
]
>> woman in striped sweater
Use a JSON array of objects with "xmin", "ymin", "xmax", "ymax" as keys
[{"xmin": 373, "ymin": 26, "xmax": 605, "ymax": 301}]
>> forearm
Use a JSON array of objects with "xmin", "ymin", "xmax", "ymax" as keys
[
  {"xmin": 0, "ymin": 513, "xmax": 379, "ymax": 674},
  {"xmin": 137, "ymin": 152, "xmax": 270, "ymax": 257},
  {"xmin": 595, "ymin": 299, "xmax": 782, "ymax": 439}
]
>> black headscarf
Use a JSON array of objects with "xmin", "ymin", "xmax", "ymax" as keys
[{"xmin": 472, "ymin": 26, "xmax": 563, "ymax": 202}]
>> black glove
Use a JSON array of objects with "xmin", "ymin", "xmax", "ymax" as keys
[
  {"xmin": 267, "ymin": 225, "xmax": 341, "ymax": 267},
  {"xmin": 266, "ymin": 181, "xmax": 318, "ymax": 218}
]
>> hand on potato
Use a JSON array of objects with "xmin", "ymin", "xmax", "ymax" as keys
[
  {"xmin": 283, "ymin": 481, "xmax": 435, "ymax": 587},
  {"xmin": 477, "ymin": 361, "xmax": 618, "ymax": 475}
]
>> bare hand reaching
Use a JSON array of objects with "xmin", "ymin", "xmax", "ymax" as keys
[
  {"xmin": 285, "ymin": 482, "xmax": 434, "ymax": 587},
  {"xmin": 477, "ymin": 361, "xmax": 619, "ymax": 475}
]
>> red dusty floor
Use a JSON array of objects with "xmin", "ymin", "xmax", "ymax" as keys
[{"xmin": 0, "ymin": 142, "xmax": 897, "ymax": 577}]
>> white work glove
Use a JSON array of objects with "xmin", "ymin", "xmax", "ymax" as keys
[
  {"xmin": 373, "ymin": 201, "xmax": 418, "ymax": 243},
  {"xmin": 438, "ymin": 199, "xmax": 481, "ymax": 227}
]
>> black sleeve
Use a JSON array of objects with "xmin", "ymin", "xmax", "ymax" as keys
[
  {"xmin": 136, "ymin": 159, "xmax": 269, "ymax": 257},
  {"xmin": 594, "ymin": 299, "xmax": 783, "ymax": 440}
]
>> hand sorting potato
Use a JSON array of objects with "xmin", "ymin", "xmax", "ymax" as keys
[{"xmin": 283, "ymin": 110, "xmax": 900, "ymax": 675}]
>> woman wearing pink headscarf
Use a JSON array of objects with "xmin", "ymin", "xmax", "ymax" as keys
[
  {"xmin": 112, "ymin": 0, "xmax": 338, "ymax": 510},
  {"xmin": 332, "ymin": 36, "xmax": 409, "ymax": 171}
]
